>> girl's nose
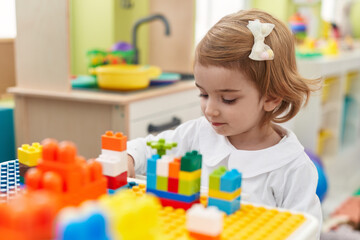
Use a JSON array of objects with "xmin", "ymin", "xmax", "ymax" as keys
[{"xmin": 205, "ymin": 100, "xmax": 220, "ymax": 117}]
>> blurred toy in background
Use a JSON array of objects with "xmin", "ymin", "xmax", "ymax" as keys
[
  {"xmin": 305, "ymin": 150, "xmax": 328, "ymax": 202},
  {"xmin": 87, "ymin": 41, "xmax": 135, "ymax": 69},
  {"xmin": 289, "ymin": 12, "xmax": 307, "ymax": 44}
]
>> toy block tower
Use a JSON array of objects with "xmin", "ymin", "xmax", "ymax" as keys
[
  {"xmin": 96, "ymin": 131, "xmax": 128, "ymax": 190},
  {"xmin": 17, "ymin": 142, "xmax": 42, "ymax": 183},
  {"xmin": 208, "ymin": 166, "xmax": 242, "ymax": 215},
  {"xmin": 0, "ymin": 159, "xmax": 20, "ymax": 203},
  {"xmin": 25, "ymin": 138, "xmax": 107, "ymax": 207},
  {"xmin": 186, "ymin": 204, "xmax": 223, "ymax": 240},
  {"xmin": 146, "ymin": 139, "xmax": 202, "ymax": 210}
]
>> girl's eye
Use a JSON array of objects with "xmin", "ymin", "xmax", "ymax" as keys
[
  {"xmin": 222, "ymin": 98, "xmax": 237, "ymax": 104},
  {"xmin": 199, "ymin": 93, "xmax": 208, "ymax": 98}
]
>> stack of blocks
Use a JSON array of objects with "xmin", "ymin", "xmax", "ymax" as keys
[
  {"xmin": 25, "ymin": 138, "xmax": 107, "ymax": 207},
  {"xmin": 96, "ymin": 131, "xmax": 128, "ymax": 190},
  {"xmin": 17, "ymin": 142, "xmax": 42, "ymax": 183},
  {"xmin": 146, "ymin": 148, "xmax": 202, "ymax": 210},
  {"xmin": 208, "ymin": 166, "xmax": 242, "ymax": 215},
  {"xmin": 0, "ymin": 159, "xmax": 20, "ymax": 203}
]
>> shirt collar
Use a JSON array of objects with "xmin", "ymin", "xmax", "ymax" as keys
[{"xmin": 199, "ymin": 121, "xmax": 304, "ymax": 178}]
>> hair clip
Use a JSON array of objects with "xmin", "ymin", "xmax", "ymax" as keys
[{"xmin": 247, "ymin": 19, "xmax": 275, "ymax": 61}]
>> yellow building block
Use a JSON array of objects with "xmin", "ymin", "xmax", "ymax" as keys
[
  {"xmin": 208, "ymin": 188, "xmax": 241, "ymax": 201},
  {"xmin": 18, "ymin": 142, "xmax": 42, "ymax": 167},
  {"xmin": 179, "ymin": 169, "xmax": 201, "ymax": 181},
  {"xmin": 99, "ymin": 190, "xmax": 162, "ymax": 240}
]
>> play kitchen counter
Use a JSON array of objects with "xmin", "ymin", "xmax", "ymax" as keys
[{"xmin": 9, "ymin": 80, "xmax": 201, "ymax": 159}]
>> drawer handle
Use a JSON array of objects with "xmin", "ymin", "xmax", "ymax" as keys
[{"xmin": 148, "ymin": 117, "xmax": 181, "ymax": 133}]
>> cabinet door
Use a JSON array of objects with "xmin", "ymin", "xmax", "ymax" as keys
[{"xmin": 128, "ymin": 88, "xmax": 201, "ymax": 139}]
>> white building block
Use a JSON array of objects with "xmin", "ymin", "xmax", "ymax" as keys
[
  {"xmin": 156, "ymin": 155, "xmax": 174, "ymax": 177},
  {"xmin": 96, "ymin": 155, "xmax": 127, "ymax": 177},
  {"xmin": 186, "ymin": 204, "xmax": 223, "ymax": 236}
]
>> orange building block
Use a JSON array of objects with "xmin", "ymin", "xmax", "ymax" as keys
[
  {"xmin": 25, "ymin": 139, "xmax": 107, "ymax": 207},
  {"xmin": 189, "ymin": 231, "xmax": 221, "ymax": 240},
  {"xmin": 169, "ymin": 157, "xmax": 180, "ymax": 178},
  {"xmin": 101, "ymin": 131, "xmax": 127, "ymax": 151},
  {"xmin": 0, "ymin": 191, "xmax": 60, "ymax": 240}
]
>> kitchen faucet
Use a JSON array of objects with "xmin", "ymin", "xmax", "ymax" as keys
[{"xmin": 131, "ymin": 14, "xmax": 171, "ymax": 65}]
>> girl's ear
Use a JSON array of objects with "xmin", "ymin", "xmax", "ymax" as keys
[{"xmin": 263, "ymin": 95, "xmax": 282, "ymax": 112}]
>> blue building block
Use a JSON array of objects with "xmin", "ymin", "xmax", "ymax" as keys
[
  {"xmin": 146, "ymin": 154, "xmax": 160, "ymax": 175},
  {"xmin": 0, "ymin": 107, "xmax": 15, "ymax": 163},
  {"xmin": 220, "ymin": 169, "xmax": 242, "ymax": 193},
  {"xmin": 208, "ymin": 196, "xmax": 241, "ymax": 215},
  {"xmin": 147, "ymin": 173, "xmax": 157, "ymax": 190},
  {"xmin": 146, "ymin": 188, "xmax": 200, "ymax": 203}
]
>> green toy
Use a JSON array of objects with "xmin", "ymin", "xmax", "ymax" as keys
[{"xmin": 146, "ymin": 139, "xmax": 177, "ymax": 157}]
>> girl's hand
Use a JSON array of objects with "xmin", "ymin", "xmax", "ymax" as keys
[{"xmin": 127, "ymin": 154, "xmax": 135, "ymax": 178}]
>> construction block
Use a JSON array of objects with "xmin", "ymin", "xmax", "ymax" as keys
[
  {"xmin": 0, "ymin": 159, "xmax": 20, "ymax": 203},
  {"xmin": 188, "ymin": 231, "xmax": 221, "ymax": 240},
  {"xmin": 147, "ymin": 173, "xmax": 156, "ymax": 190},
  {"xmin": 156, "ymin": 157, "xmax": 170, "ymax": 177},
  {"xmin": 25, "ymin": 138, "xmax": 107, "ymax": 207},
  {"xmin": 208, "ymin": 196, "xmax": 241, "ymax": 215},
  {"xmin": 186, "ymin": 204, "xmax": 223, "ymax": 237},
  {"xmin": 96, "ymin": 155, "xmax": 127, "ymax": 177},
  {"xmin": 180, "ymin": 151, "xmax": 202, "ymax": 172},
  {"xmin": 147, "ymin": 188, "xmax": 199, "ymax": 203},
  {"xmin": 106, "ymin": 171, "xmax": 127, "ymax": 190},
  {"xmin": 179, "ymin": 169, "xmax": 201, "ymax": 181},
  {"xmin": 208, "ymin": 188, "xmax": 241, "ymax": 201},
  {"xmin": 158, "ymin": 196, "xmax": 200, "ymax": 210},
  {"xmin": 220, "ymin": 169, "xmax": 242, "ymax": 193},
  {"xmin": 147, "ymin": 139, "xmax": 177, "ymax": 157},
  {"xmin": 0, "ymin": 191, "xmax": 61, "ymax": 240},
  {"xmin": 56, "ymin": 202, "xmax": 110, "ymax": 240},
  {"xmin": 17, "ymin": 142, "xmax": 42, "ymax": 167},
  {"xmin": 99, "ymin": 190, "xmax": 162, "ymax": 240},
  {"xmin": 168, "ymin": 157, "xmax": 180, "ymax": 178},
  {"xmin": 168, "ymin": 177, "xmax": 179, "ymax": 193},
  {"xmin": 98, "ymin": 149, "xmax": 127, "ymax": 161},
  {"xmin": 147, "ymin": 154, "xmax": 160, "ymax": 175},
  {"xmin": 178, "ymin": 178, "xmax": 200, "ymax": 196},
  {"xmin": 209, "ymin": 166, "xmax": 227, "ymax": 191},
  {"xmin": 156, "ymin": 176, "xmax": 168, "ymax": 191},
  {"xmin": 101, "ymin": 131, "xmax": 127, "ymax": 151}
]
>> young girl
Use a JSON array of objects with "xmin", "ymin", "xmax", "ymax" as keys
[{"xmin": 127, "ymin": 9, "xmax": 322, "ymax": 231}]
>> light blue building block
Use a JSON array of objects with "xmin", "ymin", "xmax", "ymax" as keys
[
  {"xmin": 208, "ymin": 196, "xmax": 241, "ymax": 215},
  {"xmin": 146, "ymin": 154, "xmax": 160, "ymax": 175},
  {"xmin": 220, "ymin": 169, "xmax": 242, "ymax": 193},
  {"xmin": 147, "ymin": 173, "xmax": 157, "ymax": 190}
]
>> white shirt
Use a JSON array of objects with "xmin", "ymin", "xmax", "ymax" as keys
[{"xmin": 127, "ymin": 117, "xmax": 322, "ymax": 235}]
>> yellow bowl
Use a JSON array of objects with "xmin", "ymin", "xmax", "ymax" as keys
[{"xmin": 93, "ymin": 65, "xmax": 161, "ymax": 90}]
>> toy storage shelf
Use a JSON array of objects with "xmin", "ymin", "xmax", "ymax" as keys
[{"xmin": 294, "ymin": 49, "xmax": 360, "ymax": 158}]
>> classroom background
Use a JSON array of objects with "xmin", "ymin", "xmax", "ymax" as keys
[{"xmin": 0, "ymin": 0, "xmax": 360, "ymax": 239}]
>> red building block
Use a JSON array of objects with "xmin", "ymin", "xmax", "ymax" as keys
[
  {"xmin": 106, "ymin": 171, "xmax": 128, "ymax": 190},
  {"xmin": 168, "ymin": 177, "xmax": 179, "ymax": 193},
  {"xmin": 158, "ymin": 197, "xmax": 200, "ymax": 210},
  {"xmin": 189, "ymin": 231, "xmax": 221, "ymax": 240},
  {"xmin": 101, "ymin": 131, "xmax": 127, "ymax": 151},
  {"xmin": 25, "ymin": 139, "xmax": 107, "ymax": 207}
]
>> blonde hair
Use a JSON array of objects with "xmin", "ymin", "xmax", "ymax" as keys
[{"xmin": 195, "ymin": 9, "xmax": 319, "ymax": 124}]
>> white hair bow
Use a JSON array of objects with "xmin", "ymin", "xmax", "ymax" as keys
[{"xmin": 247, "ymin": 19, "xmax": 275, "ymax": 61}]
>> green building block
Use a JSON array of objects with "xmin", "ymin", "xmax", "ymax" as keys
[
  {"xmin": 180, "ymin": 151, "xmax": 202, "ymax": 172},
  {"xmin": 147, "ymin": 139, "xmax": 177, "ymax": 157},
  {"xmin": 178, "ymin": 178, "xmax": 200, "ymax": 196},
  {"xmin": 156, "ymin": 176, "xmax": 168, "ymax": 191},
  {"xmin": 209, "ymin": 166, "xmax": 227, "ymax": 191}
]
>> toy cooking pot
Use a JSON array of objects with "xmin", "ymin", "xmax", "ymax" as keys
[{"xmin": 92, "ymin": 64, "xmax": 161, "ymax": 90}]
